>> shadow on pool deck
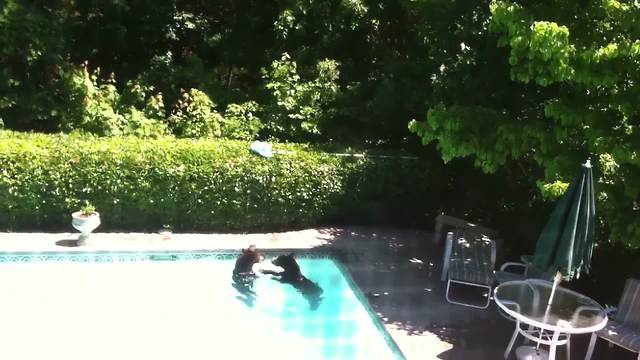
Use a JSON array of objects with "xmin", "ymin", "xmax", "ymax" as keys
[
  {"xmin": 55, "ymin": 238, "xmax": 83, "ymax": 247},
  {"xmin": 312, "ymin": 226, "xmax": 635, "ymax": 360}
]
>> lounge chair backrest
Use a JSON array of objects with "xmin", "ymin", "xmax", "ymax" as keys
[
  {"xmin": 432, "ymin": 214, "xmax": 499, "ymax": 245},
  {"xmin": 615, "ymin": 278, "xmax": 640, "ymax": 328},
  {"xmin": 447, "ymin": 228, "xmax": 496, "ymax": 286}
]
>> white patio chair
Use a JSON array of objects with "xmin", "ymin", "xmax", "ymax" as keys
[
  {"xmin": 442, "ymin": 229, "xmax": 496, "ymax": 309},
  {"xmin": 494, "ymin": 254, "xmax": 555, "ymax": 284},
  {"xmin": 585, "ymin": 278, "xmax": 640, "ymax": 360}
]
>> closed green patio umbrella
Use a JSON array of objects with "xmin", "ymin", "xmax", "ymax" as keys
[{"xmin": 531, "ymin": 159, "xmax": 596, "ymax": 281}]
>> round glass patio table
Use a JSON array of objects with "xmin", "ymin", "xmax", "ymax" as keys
[{"xmin": 494, "ymin": 279, "xmax": 608, "ymax": 360}]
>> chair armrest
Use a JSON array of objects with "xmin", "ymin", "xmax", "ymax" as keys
[
  {"xmin": 603, "ymin": 305, "xmax": 617, "ymax": 319},
  {"xmin": 499, "ymin": 299, "xmax": 521, "ymax": 312},
  {"xmin": 499, "ymin": 261, "xmax": 529, "ymax": 274},
  {"xmin": 520, "ymin": 254, "xmax": 534, "ymax": 265}
]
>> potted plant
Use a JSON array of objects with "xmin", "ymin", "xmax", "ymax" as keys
[
  {"xmin": 71, "ymin": 201, "xmax": 101, "ymax": 245},
  {"xmin": 158, "ymin": 224, "xmax": 173, "ymax": 241}
]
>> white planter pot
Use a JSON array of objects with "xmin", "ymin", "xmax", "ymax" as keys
[
  {"xmin": 71, "ymin": 211, "xmax": 101, "ymax": 245},
  {"xmin": 158, "ymin": 229, "xmax": 172, "ymax": 241}
]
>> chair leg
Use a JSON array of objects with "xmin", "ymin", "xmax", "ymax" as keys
[
  {"xmin": 584, "ymin": 333, "xmax": 598, "ymax": 360},
  {"xmin": 565, "ymin": 334, "xmax": 570, "ymax": 360},
  {"xmin": 504, "ymin": 323, "xmax": 520, "ymax": 359},
  {"xmin": 522, "ymin": 324, "xmax": 533, "ymax": 344}
]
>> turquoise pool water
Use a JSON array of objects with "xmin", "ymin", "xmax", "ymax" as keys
[{"xmin": 0, "ymin": 251, "xmax": 404, "ymax": 360}]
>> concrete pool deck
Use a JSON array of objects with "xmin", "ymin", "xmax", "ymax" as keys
[{"xmin": 0, "ymin": 227, "xmax": 630, "ymax": 359}]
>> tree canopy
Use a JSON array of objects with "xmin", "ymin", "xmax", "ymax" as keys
[{"xmin": 410, "ymin": 0, "xmax": 640, "ymax": 245}]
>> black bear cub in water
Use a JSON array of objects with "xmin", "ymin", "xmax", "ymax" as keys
[
  {"xmin": 265, "ymin": 253, "xmax": 324, "ymax": 310},
  {"xmin": 233, "ymin": 245, "xmax": 263, "ymax": 275},
  {"xmin": 231, "ymin": 245, "xmax": 266, "ymax": 308}
]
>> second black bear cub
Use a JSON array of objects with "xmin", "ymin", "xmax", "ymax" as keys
[
  {"xmin": 265, "ymin": 253, "xmax": 324, "ymax": 310},
  {"xmin": 271, "ymin": 252, "xmax": 305, "ymax": 282}
]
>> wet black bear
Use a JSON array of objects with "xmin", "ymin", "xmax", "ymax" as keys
[
  {"xmin": 232, "ymin": 245, "xmax": 264, "ymax": 307},
  {"xmin": 263, "ymin": 253, "xmax": 324, "ymax": 310},
  {"xmin": 233, "ymin": 245, "xmax": 262, "ymax": 275}
]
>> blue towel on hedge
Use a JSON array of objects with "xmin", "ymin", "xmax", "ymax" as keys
[{"xmin": 250, "ymin": 141, "xmax": 273, "ymax": 158}]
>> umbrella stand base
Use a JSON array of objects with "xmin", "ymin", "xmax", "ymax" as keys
[{"xmin": 516, "ymin": 345, "xmax": 549, "ymax": 360}]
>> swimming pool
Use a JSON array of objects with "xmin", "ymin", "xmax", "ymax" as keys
[{"xmin": 0, "ymin": 251, "xmax": 404, "ymax": 360}]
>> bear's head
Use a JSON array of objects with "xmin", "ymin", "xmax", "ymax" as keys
[{"xmin": 272, "ymin": 252, "xmax": 296, "ymax": 269}]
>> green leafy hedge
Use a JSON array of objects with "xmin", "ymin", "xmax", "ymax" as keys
[{"xmin": 0, "ymin": 131, "xmax": 439, "ymax": 231}]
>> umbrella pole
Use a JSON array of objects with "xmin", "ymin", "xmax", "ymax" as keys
[{"xmin": 536, "ymin": 271, "xmax": 563, "ymax": 351}]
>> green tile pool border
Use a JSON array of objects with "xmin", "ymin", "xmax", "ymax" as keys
[
  {"xmin": 0, "ymin": 249, "xmax": 406, "ymax": 360},
  {"xmin": 0, "ymin": 249, "xmax": 351, "ymax": 263}
]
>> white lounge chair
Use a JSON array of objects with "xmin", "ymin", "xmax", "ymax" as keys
[{"xmin": 442, "ymin": 229, "xmax": 496, "ymax": 309}]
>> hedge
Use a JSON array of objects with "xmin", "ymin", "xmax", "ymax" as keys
[{"xmin": 0, "ymin": 131, "xmax": 441, "ymax": 231}]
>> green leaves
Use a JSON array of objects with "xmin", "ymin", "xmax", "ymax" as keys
[
  {"xmin": 490, "ymin": 2, "xmax": 575, "ymax": 86},
  {"xmin": 410, "ymin": 104, "xmax": 526, "ymax": 173},
  {"xmin": 527, "ymin": 21, "xmax": 575, "ymax": 85},
  {"xmin": 262, "ymin": 53, "xmax": 340, "ymax": 140},
  {"xmin": 0, "ymin": 1, "xmax": 66, "ymax": 130},
  {"xmin": 0, "ymin": 131, "xmax": 436, "ymax": 232},
  {"xmin": 168, "ymin": 88, "xmax": 222, "ymax": 138},
  {"xmin": 220, "ymin": 101, "xmax": 263, "ymax": 141},
  {"xmin": 59, "ymin": 64, "xmax": 168, "ymax": 138}
]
